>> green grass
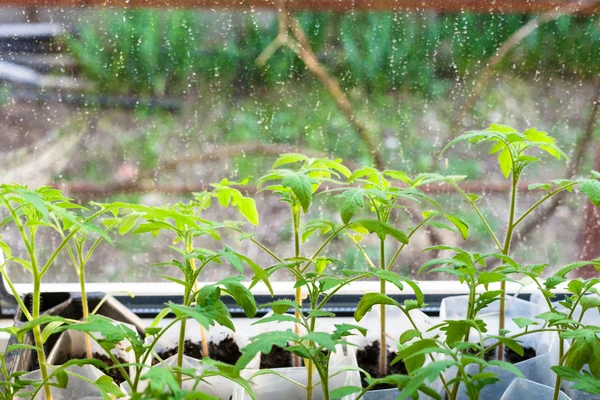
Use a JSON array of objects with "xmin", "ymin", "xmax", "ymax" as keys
[{"xmin": 68, "ymin": 11, "xmax": 600, "ymax": 97}]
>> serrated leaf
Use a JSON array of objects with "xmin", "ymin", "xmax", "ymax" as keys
[
  {"xmin": 350, "ymin": 218, "xmax": 408, "ymax": 243},
  {"xmin": 336, "ymin": 188, "xmax": 365, "ymax": 225},
  {"xmin": 512, "ymin": 318, "xmax": 538, "ymax": 329},
  {"xmin": 282, "ymin": 173, "xmax": 314, "ymax": 213},
  {"xmin": 580, "ymin": 179, "xmax": 600, "ymax": 206}
]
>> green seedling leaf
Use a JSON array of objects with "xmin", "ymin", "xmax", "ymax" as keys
[
  {"xmin": 259, "ymin": 299, "xmax": 300, "ymax": 314},
  {"xmin": 336, "ymin": 188, "xmax": 365, "ymax": 224},
  {"xmin": 552, "ymin": 366, "xmax": 600, "ymax": 395},
  {"xmin": 561, "ymin": 329, "xmax": 600, "ymax": 377},
  {"xmin": 397, "ymin": 359, "xmax": 453, "ymax": 400},
  {"xmin": 41, "ymin": 321, "xmax": 65, "ymax": 344},
  {"xmin": 399, "ymin": 339, "xmax": 437, "ymax": 373},
  {"xmin": 512, "ymin": 318, "xmax": 538, "ymax": 329},
  {"xmin": 236, "ymin": 330, "xmax": 298, "ymax": 373},
  {"xmin": 281, "ymin": 172, "xmax": 315, "ymax": 213},
  {"xmin": 580, "ymin": 179, "xmax": 600, "ymax": 206},
  {"xmin": 349, "ymin": 218, "xmax": 408, "ymax": 243},
  {"xmin": 487, "ymin": 360, "xmax": 525, "ymax": 378},
  {"xmin": 217, "ymin": 276, "xmax": 257, "ymax": 318},
  {"xmin": 305, "ymin": 332, "xmax": 336, "ymax": 352},
  {"xmin": 330, "ymin": 386, "xmax": 362, "ymax": 400},
  {"xmin": 252, "ymin": 314, "xmax": 300, "ymax": 326},
  {"xmin": 272, "ymin": 153, "xmax": 309, "ymax": 168},
  {"xmin": 95, "ymin": 375, "xmax": 125, "ymax": 398},
  {"xmin": 400, "ymin": 329, "xmax": 421, "ymax": 344},
  {"xmin": 444, "ymin": 214, "xmax": 469, "ymax": 240},
  {"xmin": 354, "ymin": 293, "xmax": 400, "ymax": 322}
]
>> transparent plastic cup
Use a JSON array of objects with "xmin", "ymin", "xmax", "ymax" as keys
[
  {"xmin": 500, "ymin": 378, "xmax": 571, "ymax": 400},
  {"xmin": 440, "ymin": 295, "xmax": 557, "ymax": 400},
  {"xmin": 231, "ymin": 346, "xmax": 361, "ymax": 400},
  {"xmin": 22, "ymin": 365, "xmax": 122, "ymax": 400},
  {"xmin": 351, "ymin": 305, "xmax": 441, "ymax": 399}
]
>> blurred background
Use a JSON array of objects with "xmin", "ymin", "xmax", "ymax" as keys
[{"xmin": 0, "ymin": 1, "xmax": 599, "ymax": 284}]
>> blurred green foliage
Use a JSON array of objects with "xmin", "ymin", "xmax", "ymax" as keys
[{"xmin": 68, "ymin": 10, "xmax": 600, "ymax": 96}]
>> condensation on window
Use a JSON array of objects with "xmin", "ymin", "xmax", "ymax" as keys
[{"xmin": 0, "ymin": 5, "xmax": 599, "ymax": 284}]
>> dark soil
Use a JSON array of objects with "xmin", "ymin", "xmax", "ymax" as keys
[
  {"xmin": 209, "ymin": 337, "xmax": 242, "ymax": 365},
  {"xmin": 153, "ymin": 337, "xmax": 242, "ymax": 366},
  {"xmin": 74, "ymin": 352, "xmax": 128, "ymax": 385},
  {"xmin": 356, "ymin": 340, "xmax": 408, "ymax": 389},
  {"xmin": 465, "ymin": 346, "xmax": 536, "ymax": 363},
  {"xmin": 260, "ymin": 345, "xmax": 293, "ymax": 369},
  {"xmin": 152, "ymin": 339, "xmax": 203, "ymax": 365},
  {"xmin": 505, "ymin": 346, "xmax": 536, "ymax": 363}
]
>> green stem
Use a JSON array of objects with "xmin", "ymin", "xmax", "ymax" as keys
[
  {"xmin": 33, "ymin": 277, "xmax": 53, "ymax": 400},
  {"xmin": 344, "ymin": 232, "xmax": 377, "ymax": 269},
  {"xmin": 228, "ymin": 226, "xmax": 283, "ymax": 263},
  {"xmin": 450, "ymin": 281, "xmax": 477, "ymax": 398},
  {"xmin": 176, "ymin": 317, "xmax": 187, "ymax": 388},
  {"xmin": 512, "ymin": 182, "xmax": 578, "ymax": 229},
  {"xmin": 78, "ymin": 247, "xmax": 92, "ymax": 359},
  {"xmin": 301, "ymin": 227, "xmax": 344, "ymax": 273},
  {"xmin": 0, "ymin": 270, "xmax": 32, "ymax": 320},
  {"xmin": 133, "ymin": 318, "xmax": 181, "ymax": 391},
  {"xmin": 498, "ymin": 173, "xmax": 518, "ymax": 361},
  {"xmin": 379, "ymin": 239, "xmax": 387, "ymax": 377},
  {"xmin": 292, "ymin": 207, "xmax": 303, "ymax": 369},
  {"xmin": 552, "ymin": 338, "xmax": 565, "ymax": 400},
  {"xmin": 3, "ymin": 198, "xmax": 53, "ymax": 400}
]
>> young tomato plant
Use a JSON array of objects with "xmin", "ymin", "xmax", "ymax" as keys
[
  {"xmin": 239, "ymin": 264, "xmax": 371, "ymax": 400},
  {"xmin": 337, "ymin": 167, "xmax": 468, "ymax": 378},
  {"xmin": 0, "ymin": 185, "xmax": 113, "ymax": 400},
  {"xmin": 257, "ymin": 154, "xmax": 351, "ymax": 361},
  {"xmin": 114, "ymin": 178, "xmax": 262, "ymax": 387},
  {"xmin": 438, "ymin": 124, "xmax": 600, "ymax": 360},
  {"xmin": 418, "ymin": 248, "xmax": 538, "ymax": 399},
  {"xmin": 499, "ymin": 259, "xmax": 600, "ymax": 400}
]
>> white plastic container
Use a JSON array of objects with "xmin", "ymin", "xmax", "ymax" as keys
[
  {"xmin": 500, "ymin": 378, "xmax": 571, "ymax": 400},
  {"xmin": 47, "ymin": 321, "xmax": 142, "ymax": 395},
  {"xmin": 232, "ymin": 346, "xmax": 361, "ymax": 400},
  {"xmin": 131, "ymin": 319, "xmax": 259, "ymax": 399},
  {"xmin": 21, "ymin": 365, "xmax": 120, "ymax": 400},
  {"xmin": 351, "ymin": 305, "xmax": 442, "ymax": 399},
  {"xmin": 529, "ymin": 293, "xmax": 600, "ymax": 400},
  {"xmin": 440, "ymin": 295, "xmax": 557, "ymax": 400}
]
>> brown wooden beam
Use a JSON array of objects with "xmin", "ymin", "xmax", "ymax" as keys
[
  {"xmin": 55, "ymin": 179, "xmax": 541, "ymax": 203},
  {"xmin": 2, "ymin": 0, "xmax": 599, "ymax": 14}
]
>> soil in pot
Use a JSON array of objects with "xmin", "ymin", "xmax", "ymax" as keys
[
  {"xmin": 356, "ymin": 340, "xmax": 408, "ymax": 389},
  {"xmin": 467, "ymin": 346, "xmax": 536, "ymax": 363},
  {"xmin": 504, "ymin": 346, "xmax": 536, "ymax": 363},
  {"xmin": 260, "ymin": 345, "xmax": 293, "ymax": 369},
  {"xmin": 153, "ymin": 339, "xmax": 203, "ymax": 365},
  {"xmin": 209, "ymin": 337, "xmax": 242, "ymax": 365},
  {"xmin": 153, "ymin": 337, "xmax": 242, "ymax": 366}
]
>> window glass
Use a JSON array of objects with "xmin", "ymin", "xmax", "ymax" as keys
[{"xmin": 1, "ymin": 5, "xmax": 598, "ymax": 284}]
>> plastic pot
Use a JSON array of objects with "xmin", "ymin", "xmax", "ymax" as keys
[
  {"xmin": 351, "ymin": 305, "xmax": 441, "ymax": 399},
  {"xmin": 440, "ymin": 295, "xmax": 557, "ymax": 400},
  {"xmin": 129, "ymin": 319, "xmax": 258, "ymax": 399},
  {"xmin": 499, "ymin": 378, "xmax": 571, "ymax": 400},
  {"xmin": 530, "ymin": 293, "xmax": 600, "ymax": 400},
  {"xmin": 5, "ymin": 293, "xmax": 145, "ymax": 375},
  {"xmin": 47, "ymin": 321, "xmax": 141, "ymax": 389},
  {"xmin": 231, "ymin": 347, "xmax": 361, "ymax": 400},
  {"xmin": 20, "ymin": 364, "xmax": 123, "ymax": 400}
]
